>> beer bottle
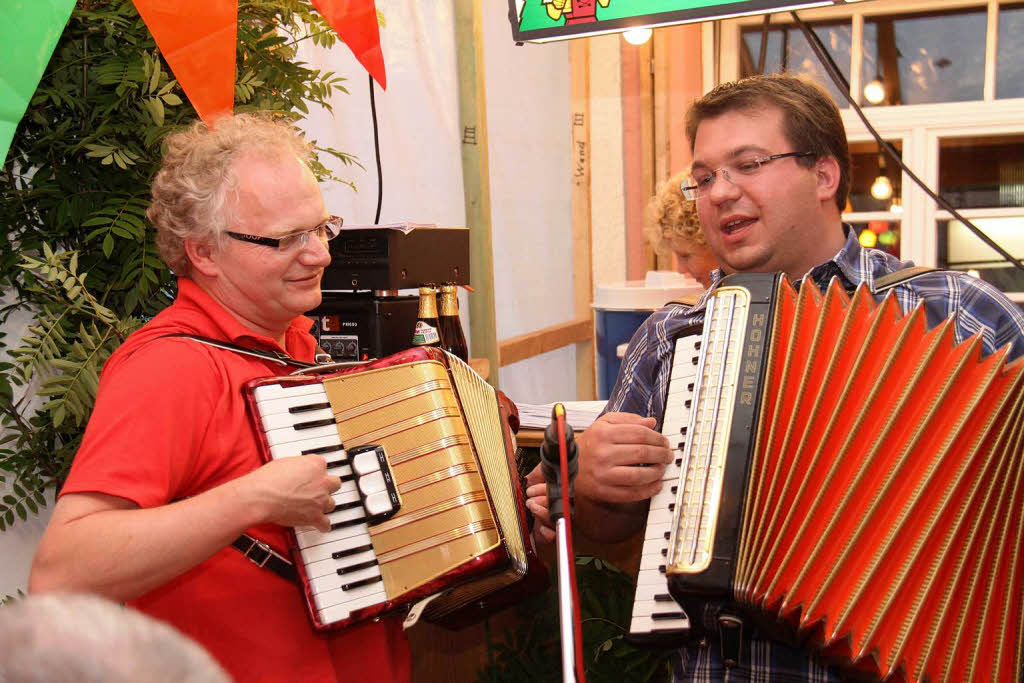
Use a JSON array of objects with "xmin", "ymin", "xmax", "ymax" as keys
[
  {"xmin": 412, "ymin": 286, "xmax": 443, "ymax": 348},
  {"xmin": 438, "ymin": 284, "xmax": 469, "ymax": 361}
]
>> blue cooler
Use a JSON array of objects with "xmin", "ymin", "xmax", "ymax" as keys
[{"xmin": 592, "ymin": 272, "xmax": 703, "ymax": 400}]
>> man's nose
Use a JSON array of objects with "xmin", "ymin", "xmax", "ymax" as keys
[
  {"xmin": 707, "ymin": 169, "xmax": 741, "ymax": 204},
  {"xmin": 299, "ymin": 235, "xmax": 332, "ymax": 266}
]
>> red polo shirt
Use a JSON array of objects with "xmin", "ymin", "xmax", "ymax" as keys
[{"xmin": 63, "ymin": 278, "xmax": 410, "ymax": 682}]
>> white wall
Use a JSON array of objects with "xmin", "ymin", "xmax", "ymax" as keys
[{"xmin": 481, "ymin": 3, "xmax": 576, "ymax": 404}]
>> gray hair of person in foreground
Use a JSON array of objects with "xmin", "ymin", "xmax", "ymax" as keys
[{"xmin": 0, "ymin": 593, "xmax": 230, "ymax": 683}]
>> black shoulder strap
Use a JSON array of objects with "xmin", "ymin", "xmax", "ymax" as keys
[
  {"xmin": 159, "ymin": 333, "xmax": 330, "ymax": 368},
  {"xmin": 872, "ymin": 266, "xmax": 944, "ymax": 294}
]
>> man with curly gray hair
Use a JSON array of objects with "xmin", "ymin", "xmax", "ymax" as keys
[{"xmin": 31, "ymin": 113, "xmax": 411, "ymax": 682}]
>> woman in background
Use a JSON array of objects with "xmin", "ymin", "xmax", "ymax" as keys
[{"xmin": 646, "ymin": 169, "xmax": 718, "ymax": 288}]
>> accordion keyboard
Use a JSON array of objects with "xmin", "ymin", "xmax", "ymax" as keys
[
  {"xmin": 252, "ymin": 382, "xmax": 389, "ymax": 625},
  {"xmin": 628, "ymin": 334, "xmax": 699, "ymax": 640}
]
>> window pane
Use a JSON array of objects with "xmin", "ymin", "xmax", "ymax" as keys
[
  {"xmin": 852, "ymin": 221, "xmax": 901, "ymax": 258},
  {"xmin": 862, "ymin": 8, "xmax": 986, "ymax": 105},
  {"xmin": 740, "ymin": 22, "xmax": 852, "ymax": 106},
  {"xmin": 848, "ymin": 140, "xmax": 903, "ymax": 213},
  {"xmin": 998, "ymin": 3, "xmax": 1024, "ymax": 99},
  {"xmin": 939, "ymin": 135, "xmax": 1024, "ymax": 210},
  {"xmin": 937, "ymin": 217, "xmax": 1024, "ymax": 294}
]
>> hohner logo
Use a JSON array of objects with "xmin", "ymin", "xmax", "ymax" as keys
[{"xmin": 739, "ymin": 312, "xmax": 768, "ymax": 406}]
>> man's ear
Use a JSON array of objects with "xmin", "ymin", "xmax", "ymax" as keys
[
  {"xmin": 184, "ymin": 237, "xmax": 220, "ymax": 278},
  {"xmin": 815, "ymin": 156, "xmax": 842, "ymax": 205}
]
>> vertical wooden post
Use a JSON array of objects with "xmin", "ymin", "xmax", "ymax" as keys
[
  {"xmin": 621, "ymin": 37, "xmax": 656, "ymax": 280},
  {"xmin": 454, "ymin": 0, "xmax": 499, "ymax": 387},
  {"xmin": 570, "ymin": 39, "xmax": 596, "ymax": 400}
]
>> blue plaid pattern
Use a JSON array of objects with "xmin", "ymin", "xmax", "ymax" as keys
[{"xmin": 605, "ymin": 230, "xmax": 1024, "ymax": 682}]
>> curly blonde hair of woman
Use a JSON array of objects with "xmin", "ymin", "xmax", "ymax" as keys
[
  {"xmin": 645, "ymin": 169, "xmax": 706, "ymax": 256},
  {"xmin": 148, "ymin": 113, "xmax": 314, "ymax": 276}
]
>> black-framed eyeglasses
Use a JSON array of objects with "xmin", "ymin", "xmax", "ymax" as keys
[
  {"xmin": 681, "ymin": 152, "xmax": 816, "ymax": 200},
  {"xmin": 225, "ymin": 215, "xmax": 344, "ymax": 253}
]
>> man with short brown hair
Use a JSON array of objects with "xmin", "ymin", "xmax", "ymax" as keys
[{"xmin": 527, "ymin": 74, "xmax": 1024, "ymax": 681}]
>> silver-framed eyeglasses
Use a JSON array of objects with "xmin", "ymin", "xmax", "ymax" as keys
[
  {"xmin": 226, "ymin": 215, "xmax": 344, "ymax": 252},
  {"xmin": 681, "ymin": 152, "xmax": 815, "ymax": 200}
]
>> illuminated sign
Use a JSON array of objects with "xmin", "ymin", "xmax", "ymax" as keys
[{"xmin": 508, "ymin": 0, "xmax": 842, "ymax": 43}]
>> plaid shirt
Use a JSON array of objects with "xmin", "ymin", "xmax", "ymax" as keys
[{"xmin": 605, "ymin": 229, "xmax": 1024, "ymax": 682}]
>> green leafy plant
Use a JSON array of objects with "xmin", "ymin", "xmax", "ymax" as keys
[
  {"xmin": 477, "ymin": 556, "xmax": 674, "ymax": 682},
  {"xmin": 0, "ymin": 0, "xmax": 359, "ymax": 531}
]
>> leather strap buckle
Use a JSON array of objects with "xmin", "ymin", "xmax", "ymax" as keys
[{"xmin": 243, "ymin": 537, "xmax": 274, "ymax": 568}]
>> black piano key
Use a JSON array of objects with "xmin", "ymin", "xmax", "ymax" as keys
[
  {"xmin": 664, "ymin": 532, "xmax": 671, "ymax": 540},
  {"xmin": 675, "ymin": 458, "xmax": 682, "ymax": 466},
  {"xmin": 691, "ymin": 356, "xmax": 699, "ymax": 366},
  {"xmin": 684, "ymin": 399, "xmax": 692, "ymax": 409},
  {"xmin": 694, "ymin": 341, "xmax": 701, "ymax": 351},
  {"xmin": 671, "ymin": 486, "xmax": 678, "ymax": 494},
  {"xmin": 658, "ymin": 565, "xmax": 666, "ymax": 574},
  {"xmin": 295, "ymin": 418, "xmax": 338, "ymax": 430},
  {"xmin": 332, "ymin": 544, "xmax": 374, "ymax": 560},
  {"xmin": 687, "ymin": 382, "xmax": 694, "ymax": 392},
  {"xmin": 680, "ymin": 426, "xmax": 687, "ymax": 436},
  {"xmin": 289, "ymin": 402, "xmax": 331, "ymax": 414},
  {"xmin": 676, "ymin": 441, "xmax": 685, "ymax": 450},
  {"xmin": 336, "ymin": 559, "xmax": 379, "ymax": 575},
  {"xmin": 668, "ymin": 503, "xmax": 675, "ymax": 512},
  {"xmin": 303, "ymin": 444, "xmax": 345, "ymax": 456},
  {"xmin": 661, "ymin": 549, "xmax": 667, "ymax": 556},
  {"xmin": 334, "ymin": 501, "xmax": 362, "ymax": 512},
  {"xmin": 326, "ymin": 459, "xmax": 350, "ymax": 470},
  {"xmin": 330, "ymin": 516, "xmax": 366, "ymax": 530},
  {"xmin": 652, "ymin": 612, "xmax": 687, "ymax": 621},
  {"xmin": 342, "ymin": 575, "xmax": 384, "ymax": 591},
  {"xmin": 654, "ymin": 594, "xmax": 673, "ymax": 602}
]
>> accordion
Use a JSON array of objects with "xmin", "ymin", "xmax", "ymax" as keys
[
  {"xmin": 245, "ymin": 346, "xmax": 545, "ymax": 631},
  {"xmin": 631, "ymin": 272, "xmax": 1024, "ymax": 681}
]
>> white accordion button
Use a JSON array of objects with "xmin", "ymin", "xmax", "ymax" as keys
[
  {"xmin": 364, "ymin": 491, "xmax": 395, "ymax": 517},
  {"xmin": 352, "ymin": 451, "xmax": 382, "ymax": 476},
  {"xmin": 358, "ymin": 471, "xmax": 387, "ymax": 496}
]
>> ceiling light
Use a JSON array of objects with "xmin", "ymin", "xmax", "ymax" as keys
[
  {"xmin": 871, "ymin": 175, "xmax": 893, "ymax": 200},
  {"xmin": 889, "ymin": 198, "xmax": 903, "ymax": 215},
  {"xmin": 622, "ymin": 27, "xmax": 653, "ymax": 45},
  {"xmin": 864, "ymin": 78, "xmax": 886, "ymax": 105}
]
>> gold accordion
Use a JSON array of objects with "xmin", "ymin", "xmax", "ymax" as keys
[
  {"xmin": 246, "ymin": 346, "xmax": 544, "ymax": 631},
  {"xmin": 663, "ymin": 273, "xmax": 1024, "ymax": 681}
]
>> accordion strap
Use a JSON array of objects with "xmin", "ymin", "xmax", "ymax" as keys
[
  {"xmin": 231, "ymin": 534, "xmax": 299, "ymax": 585},
  {"xmin": 159, "ymin": 333, "xmax": 333, "ymax": 368},
  {"xmin": 871, "ymin": 266, "xmax": 945, "ymax": 293}
]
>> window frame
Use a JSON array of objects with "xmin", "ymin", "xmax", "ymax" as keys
[{"xmin": 715, "ymin": 0, "xmax": 1024, "ymax": 301}]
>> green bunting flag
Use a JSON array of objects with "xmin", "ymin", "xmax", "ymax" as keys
[{"xmin": 0, "ymin": 0, "xmax": 76, "ymax": 167}]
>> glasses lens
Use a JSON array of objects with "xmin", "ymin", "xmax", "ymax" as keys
[
  {"xmin": 681, "ymin": 178, "xmax": 701, "ymax": 200},
  {"xmin": 324, "ymin": 216, "xmax": 343, "ymax": 240}
]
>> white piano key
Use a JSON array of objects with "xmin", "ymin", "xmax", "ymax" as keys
[
  {"xmin": 629, "ymin": 614, "xmax": 689, "ymax": 634},
  {"xmin": 260, "ymin": 407, "xmax": 336, "ymax": 432},
  {"xmin": 313, "ymin": 579, "xmax": 386, "ymax": 610},
  {"xmin": 640, "ymin": 551, "xmax": 669, "ymax": 572},
  {"xmin": 308, "ymin": 563, "xmax": 382, "ymax": 596},
  {"xmin": 351, "ymin": 450, "xmax": 380, "ymax": 476},
  {"xmin": 632, "ymin": 582, "xmax": 675, "ymax": 604},
  {"xmin": 298, "ymin": 532, "xmax": 373, "ymax": 565},
  {"xmin": 269, "ymin": 433, "xmax": 344, "ymax": 460},
  {"xmin": 317, "ymin": 589, "xmax": 389, "ymax": 625},
  {"xmin": 253, "ymin": 382, "xmax": 328, "ymax": 403},
  {"xmin": 326, "ymin": 464, "xmax": 353, "ymax": 479},
  {"xmin": 305, "ymin": 549, "xmax": 378, "ymax": 580},
  {"xmin": 637, "ymin": 567, "xmax": 671, "ymax": 585},
  {"xmin": 254, "ymin": 392, "xmax": 332, "ymax": 418},
  {"xmin": 295, "ymin": 520, "xmax": 369, "ymax": 549},
  {"xmin": 265, "ymin": 422, "xmax": 340, "ymax": 447},
  {"xmin": 644, "ymin": 521, "xmax": 672, "ymax": 541}
]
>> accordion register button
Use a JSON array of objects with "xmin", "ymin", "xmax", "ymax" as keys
[
  {"xmin": 352, "ymin": 451, "xmax": 381, "ymax": 476},
  {"xmin": 364, "ymin": 491, "xmax": 395, "ymax": 517},
  {"xmin": 358, "ymin": 471, "xmax": 387, "ymax": 496}
]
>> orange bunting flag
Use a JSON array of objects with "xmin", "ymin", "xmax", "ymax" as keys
[
  {"xmin": 131, "ymin": 0, "xmax": 238, "ymax": 123},
  {"xmin": 310, "ymin": 0, "xmax": 386, "ymax": 90}
]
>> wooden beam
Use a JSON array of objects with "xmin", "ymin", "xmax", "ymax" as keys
[
  {"xmin": 570, "ymin": 38, "xmax": 596, "ymax": 400},
  {"xmin": 498, "ymin": 318, "xmax": 593, "ymax": 368},
  {"xmin": 621, "ymin": 36, "xmax": 656, "ymax": 280},
  {"xmin": 454, "ymin": 0, "xmax": 499, "ymax": 388}
]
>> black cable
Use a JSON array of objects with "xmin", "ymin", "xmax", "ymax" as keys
[
  {"xmin": 368, "ymin": 73, "xmax": 383, "ymax": 224},
  {"xmin": 790, "ymin": 11, "xmax": 1024, "ymax": 274}
]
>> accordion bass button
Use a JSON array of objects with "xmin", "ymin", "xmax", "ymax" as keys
[
  {"xmin": 351, "ymin": 451, "xmax": 382, "ymax": 476},
  {"xmin": 358, "ymin": 471, "xmax": 387, "ymax": 496},
  {"xmin": 364, "ymin": 491, "xmax": 395, "ymax": 517}
]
